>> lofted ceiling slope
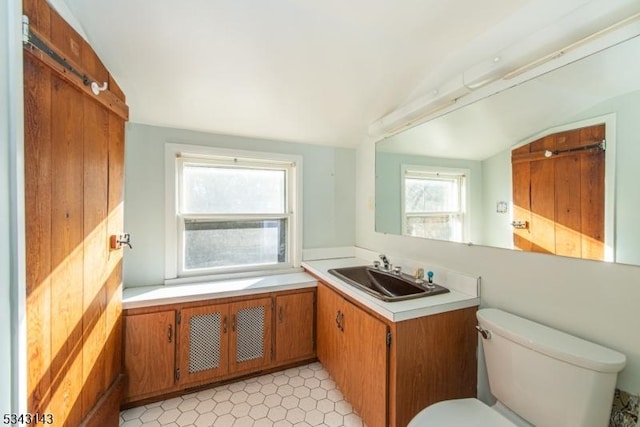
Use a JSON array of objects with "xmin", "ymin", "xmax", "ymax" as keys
[{"xmin": 60, "ymin": 0, "xmax": 638, "ymax": 147}]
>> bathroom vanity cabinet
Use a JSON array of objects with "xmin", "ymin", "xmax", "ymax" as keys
[
  {"xmin": 122, "ymin": 288, "xmax": 316, "ymax": 405},
  {"xmin": 316, "ymin": 280, "xmax": 477, "ymax": 427},
  {"xmin": 317, "ymin": 282, "xmax": 388, "ymax": 427}
]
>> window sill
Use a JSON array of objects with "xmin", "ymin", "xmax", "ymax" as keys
[
  {"xmin": 123, "ymin": 269, "xmax": 316, "ymax": 310},
  {"xmin": 165, "ymin": 266, "xmax": 304, "ymax": 286}
]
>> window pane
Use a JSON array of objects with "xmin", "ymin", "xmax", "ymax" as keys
[
  {"xmin": 405, "ymin": 177, "xmax": 459, "ymax": 213},
  {"xmin": 184, "ymin": 219, "xmax": 287, "ymax": 270},
  {"xmin": 183, "ymin": 165, "xmax": 286, "ymax": 214},
  {"xmin": 406, "ymin": 215, "xmax": 463, "ymax": 241}
]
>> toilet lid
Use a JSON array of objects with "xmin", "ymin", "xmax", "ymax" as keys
[{"xmin": 408, "ymin": 398, "xmax": 516, "ymax": 427}]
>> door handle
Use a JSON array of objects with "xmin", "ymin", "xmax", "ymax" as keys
[
  {"xmin": 335, "ymin": 310, "xmax": 344, "ymax": 332},
  {"xmin": 223, "ymin": 315, "xmax": 228, "ymax": 333},
  {"xmin": 232, "ymin": 315, "xmax": 236, "ymax": 332},
  {"xmin": 167, "ymin": 324, "xmax": 173, "ymax": 343},
  {"xmin": 278, "ymin": 306, "xmax": 283, "ymax": 323}
]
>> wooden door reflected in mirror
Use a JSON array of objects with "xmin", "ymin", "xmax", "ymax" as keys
[{"xmin": 511, "ymin": 124, "xmax": 605, "ymax": 260}]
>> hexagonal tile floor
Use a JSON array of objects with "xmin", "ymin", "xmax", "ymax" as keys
[{"xmin": 120, "ymin": 362, "xmax": 367, "ymax": 427}]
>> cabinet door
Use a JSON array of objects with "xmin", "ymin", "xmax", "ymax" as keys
[
  {"xmin": 317, "ymin": 282, "xmax": 388, "ymax": 427},
  {"xmin": 124, "ymin": 311, "xmax": 176, "ymax": 400},
  {"xmin": 179, "ymin": 304, "xmax": 230, "ymax": 386},
  {"xmin": 342, "ymin": 300, "xmax": 388, "ymax": 427},
  {"xmin": 229, "ymin": 298, "xmax": 273, "ymax": 373},
  {"xmin": 316, "ymin": 283, "xmax": 343, "ymax": 384},
  {"xmin": 275, "ymin": 291, "xmax": 315, "ymax": 363}
]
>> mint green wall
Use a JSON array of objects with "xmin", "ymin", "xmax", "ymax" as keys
[
  {"xmin": 1, "ymin": 0, "xmax": 13, "ymax": 412},
  {"xmin": 481, "ymin": 150, "xmax": 512, "ymax": 249},
  {"xmin": 375, "ymin": 151, "xmax": 483, "ymax": 242},
  {"xmin": 123, "ymin": 123, "xmax": 356, "ymax": 287},
  {"xmin": 2, "ymin": 0, "xmax": 24, "ymax": 414}
]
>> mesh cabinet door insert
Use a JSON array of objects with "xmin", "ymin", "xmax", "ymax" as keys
[
  {"xmin": 179, "ymin": 304, "xmax": 230, "ymax": 385},
  {"xmin": 229, "ymin": 298, "xmax": 273, "ymax": 373}
]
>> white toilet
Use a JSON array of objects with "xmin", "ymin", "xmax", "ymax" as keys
[{"xmin": 409, "ymin": 308, "xmax": 626, "ymax": 427}]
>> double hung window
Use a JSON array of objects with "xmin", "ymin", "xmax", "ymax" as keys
[
  {"xmin": 172, "ymin": 151, "xmax": 298, "ymax": 278},
  {"xmin": 402, "ymin": 166, "xmax": 467, "ymax": 242}
]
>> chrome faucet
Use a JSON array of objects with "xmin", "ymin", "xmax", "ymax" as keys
[{"xmin": 379, "ymin": 254, "xmax": 391, "ymax": 271}]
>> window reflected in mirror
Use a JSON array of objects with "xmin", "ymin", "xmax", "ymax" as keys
[{"xmin": 402, "ymin": 166, "xmax": 468, "ymax": 242}]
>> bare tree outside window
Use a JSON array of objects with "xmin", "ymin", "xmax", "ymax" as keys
[
  {"xmin": 403, "ymin": 169, "xmax": 466, "ymax": 242},
  {"xmin": 177, "ymin": 159, "xmax": 294, "ymax": 275}
]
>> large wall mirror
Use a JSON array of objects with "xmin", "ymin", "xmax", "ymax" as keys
[{"xmin": 375, "ymin": 34, "xmax": 640, "ymax": 266}]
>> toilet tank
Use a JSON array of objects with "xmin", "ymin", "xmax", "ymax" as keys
[{"xmin": 477, "ymin": 308, "xmax": 626, "ymax": 427}]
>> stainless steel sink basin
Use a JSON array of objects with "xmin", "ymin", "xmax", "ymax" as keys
[{"xmin": 328, "ymin": 266, "xmax": 449, "ymax": 302}]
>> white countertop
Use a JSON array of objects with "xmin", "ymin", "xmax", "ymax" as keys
[
  {"xmin": 302, "ymin": 257, "xmax": 480, "ymax": 322},
  {"xmin": 122, "ymin": 254, "xmax": 479, "ymax": 321},
  {"xmin": 123, "ymin": 272, "xmax": 317, "ymax": 310}
]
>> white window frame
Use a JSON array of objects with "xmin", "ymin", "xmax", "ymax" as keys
[
  {"xmin": 165, "ymin": 143, "xmax": 303, "ymax": 284},
  {"xmin": 401, "ymin": 164, "xmax": 471, "ymax": 242}
]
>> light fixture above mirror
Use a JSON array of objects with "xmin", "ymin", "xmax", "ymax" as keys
[{"xmin": 369, "ymin": 12, "xmax": 640, "ymax": 140}]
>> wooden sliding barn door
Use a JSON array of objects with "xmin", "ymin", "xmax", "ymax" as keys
[
  {"xmin": 511, "ymin": 124, "xmax": 605, "ymax": 261},
  {"xmin": 23, "ymin": 0, "xmax": 129, "ymax": 425}
]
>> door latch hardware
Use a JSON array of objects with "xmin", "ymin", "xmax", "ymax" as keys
[
  {"xmin": 510, "ymin": 220, "xmax": 528, "ymax": 229},
  {"xmin": 110, "ymin": 233, "xmax": 132, "ymax": 249}
]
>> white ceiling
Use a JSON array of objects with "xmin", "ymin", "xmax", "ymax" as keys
[{"xmin": 60, "ymin": 0, "xmax": 640, "ymax": 147}]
